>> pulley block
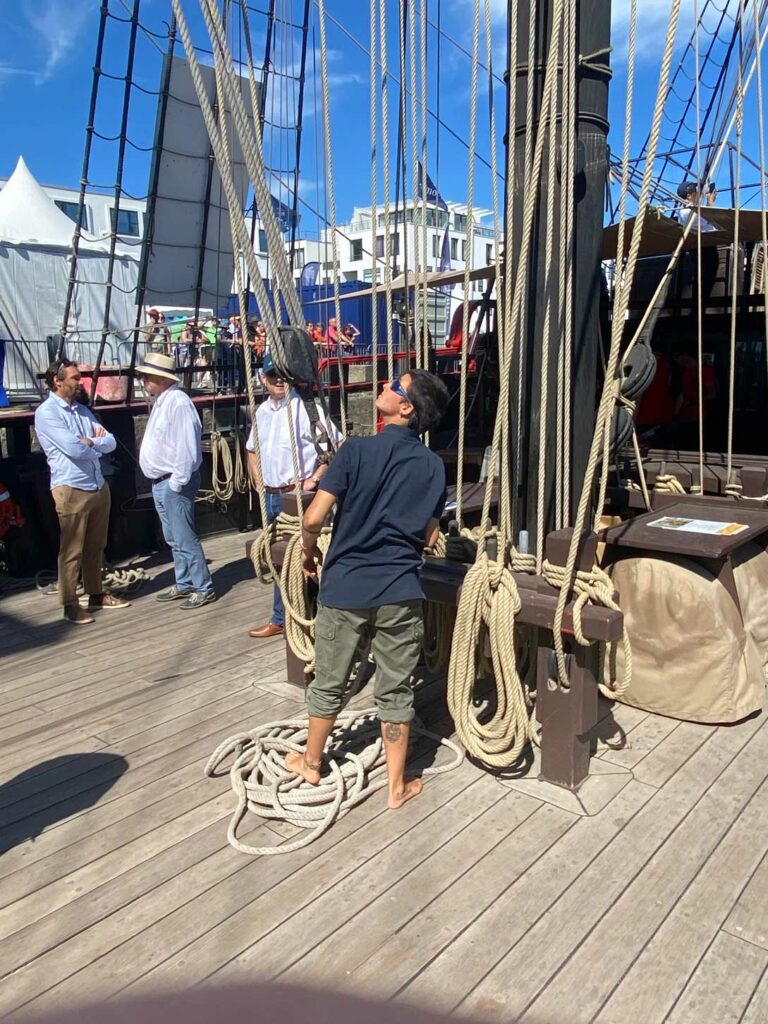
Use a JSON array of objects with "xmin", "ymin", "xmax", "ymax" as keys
[{"xmin": 620, "ymin": 344, "xmax": 657, "ymax": 401}]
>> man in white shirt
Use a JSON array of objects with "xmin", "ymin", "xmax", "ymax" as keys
[
  {"xmin": 247, "ymin": 353, "xmax": 342, "ymax": 638},
  {"xmin": 135, "ymin": 353, "xmax": 215, "ymax": 609},
  {"xmin": 35, "ymin": 360, "xmax": 130, "ymax": 624}
]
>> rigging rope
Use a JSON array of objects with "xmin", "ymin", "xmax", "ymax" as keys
[{"xmin": 205, "ymin": 707, "xmax": 463, "ymax": 856}]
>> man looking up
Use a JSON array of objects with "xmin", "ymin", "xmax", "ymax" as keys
[
  {"xmin": 34, "ymin": 360, "xmax": 130, "ymax": 624},
  {"xmin": 246, "ymin": 352, "xmax": 341, "ymax": 638},
  {"xmin": 135, "ymin": 353, "xmax": 216, "ymax": 608},
  {"xmin": 285, "ymin": 369, "xmax": 449, "ymax": 809}
]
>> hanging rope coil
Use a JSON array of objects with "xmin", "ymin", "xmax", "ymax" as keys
[
  {"xmin": 205, "ymin": 707, "xmax": 464, "ymax": 856},
  {"xmin": 447, "ymin": 550, "xmax": 532, "ymax": 767},
  {"xmin": 210, "ymin": 428, "xmax": 249, "ymax": 504},
  {"xmin": 422, "ymin": 599, "xmax": 456, "ymax": 671},
  {"xmin": 542, "ymin": 559, "xmax": 631, "ymax": 699},
  {"xmin": 249, "ymin": 510, "xmax": 302, "ymax": 584},
  {"xmin": 280, "ymin": 528, "xmax": 334, "ymax": 673}
]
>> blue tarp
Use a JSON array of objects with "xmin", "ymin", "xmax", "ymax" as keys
[{"xmin": 217, "ymin": 281, "xmax": 390, "ymax": 353}]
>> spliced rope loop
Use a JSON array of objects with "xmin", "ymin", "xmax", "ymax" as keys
[
  {"xmin": 205, "ymin": 707, "xmax": 464, "ymax": 856},
  {"xmin": 542, "ymin": 560, "xmax": 632, "ymax": 699}
]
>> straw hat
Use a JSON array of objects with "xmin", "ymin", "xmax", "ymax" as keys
[{"xmin": 133, "ymin": 353, "xmax": 180, "ymax": 383}]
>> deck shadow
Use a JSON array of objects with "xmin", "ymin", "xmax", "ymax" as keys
[{"xmin": 0, "ymin": 752, "xmax": 128, "ymax": 856}]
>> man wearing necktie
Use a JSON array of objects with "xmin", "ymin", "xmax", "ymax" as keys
[{"xmin": 34, "ymin": 360, "xmax": 130, "ymax": 624}]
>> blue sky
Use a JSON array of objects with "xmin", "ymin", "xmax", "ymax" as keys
[{"xmin": 0, "ymin": 0, "xmax": 763, "ymax": 235}]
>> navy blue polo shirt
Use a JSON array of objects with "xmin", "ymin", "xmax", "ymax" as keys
[{"xmin": 318, "ymin": 425, "xmax": 446, "ymax": 609}]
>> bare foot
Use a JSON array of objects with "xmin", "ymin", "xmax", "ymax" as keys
[
  {"xmin": 285, "ymin": 751, "xmax": 321, "ymax": 785},
  {"xmin": 388, "ymin": 777, "xmax": 423, "ymax": 809}
]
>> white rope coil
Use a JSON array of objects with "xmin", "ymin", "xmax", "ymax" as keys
[{"xmin": 205, "ymin": 707, "xmax": 464, "ymax": 856}]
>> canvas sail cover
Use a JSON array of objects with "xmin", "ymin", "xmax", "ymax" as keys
[{"xmin": 140, "ymin": 56, "xmax": 258, "ymax": 311}]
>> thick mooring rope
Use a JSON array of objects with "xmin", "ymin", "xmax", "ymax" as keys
[{"xmin": 205, "ymin": 707, "xmax": 464, "ymax": 856}]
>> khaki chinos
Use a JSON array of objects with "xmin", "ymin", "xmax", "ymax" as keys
[
  {"xmin": 51, "ymin": 484, "xmax": 110, "ymax": 607},
  {"xmin": 307, "ymin": 600, "xmax": 424, "ymax": 722}
]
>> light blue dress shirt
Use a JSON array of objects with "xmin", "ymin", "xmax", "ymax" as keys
[{"xmin": 34, "ymin": 393, "xmax": 117, "ymax": 491}]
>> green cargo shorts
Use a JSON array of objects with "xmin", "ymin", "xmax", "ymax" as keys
[{"xmin": 307, "ymin": 600, "xmax": 424, "ymax": 723}]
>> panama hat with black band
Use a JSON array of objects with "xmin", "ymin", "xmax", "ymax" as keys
[{"xmin": 134, "ymin": 353, "xmax": 180, "ymax": 383}]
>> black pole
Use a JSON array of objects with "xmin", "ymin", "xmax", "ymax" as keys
[
  {"xmin": 507, "ymin": 0, "xmax": 611, "ymax": 548},
  {"xmin": 59, "ymin": 1, "xmax": 110, "ymax": 357},
  {"xmin": 128, "ymin": 15, "xmax": 177, "ymax": 404},
  {"xmin": 289, "ymin": 0, "xmax": 312, "ymax": 275},
  {"xmin": 90, "ymin": 0, "xmax": 141, "ymax": 403}
]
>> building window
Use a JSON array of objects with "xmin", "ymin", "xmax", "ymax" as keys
[
  {"xmin": 258, "ymin": 229, "xmax": 268, "ymax": 253},
  {"xmin": 350, "ymin": 238, "xmax": 363, "ymax": 262},
  {"xmin": 390, "ymin": 232, "xmax": 400, "ymax": 256},
  {"xmin": 461, "ymin": 240, "xmax": 467, "ymax": 261},
  {"xmin": 450, "ymin": 237, "xmax": 458, "ymax": 260},
  {"xmin": 55, "ymin": 200, "xmax": 87, "ymax": 229},
  {"xmin": 110, "ymin": 208, "xmax": 140, "ymax": 237},
  {"xmin": 486, "ymin": 243, "xmax": 493, "ymax": 264},
  {"xmin": 294, "ymin": 248, "xmax": 305, "ymax": 268},
  {"xmin": 376, "ymin": 234, "xmax": 385, "ymax": 258},
  {"xmin": 432, "ymin": 234, "xmax": 440, "ymax": 258},
  {"xmin": 454, "ymin": 213, "xmax": 467, "ymax": 233}
]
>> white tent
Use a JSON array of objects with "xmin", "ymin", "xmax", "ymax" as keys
[{"xmin": 0, "ymin": 157, "xmax": 139, "ymax": 399}]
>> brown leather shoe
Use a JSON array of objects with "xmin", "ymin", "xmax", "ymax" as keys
[
  {"xmin": 64, "ymin": 604, "xmax": 95, "ymax": 625},
  {"xmin": 88, "ymin": 593, "xmax": 131, "ymax": 610},
  {"xmin": 249, "ymin": 622, "xmax": 284, "ymax": 638}
]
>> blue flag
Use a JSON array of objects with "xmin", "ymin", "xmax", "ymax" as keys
[
  {"xmin": 417, "ymin": 161, "xmax": 448, "ymax": 210},
  {"xmin": 439, "ymin": 225, "xmax": 451, "ymax": 282},
  {"xmin": 300, "ymin": 261, "xmax": 320, "ymax": 288},
  {"xmin": 267, "ymin": 194, "xmax": 298, "ymax": 235}
]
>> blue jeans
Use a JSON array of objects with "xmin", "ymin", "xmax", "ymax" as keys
[
  {"xmin": 153, "ymin": 472, "xmax": 214, "ymax": 595},
  {"xmin": 265, "ymin": 490, "xmax": 285, "ymax": 626}
]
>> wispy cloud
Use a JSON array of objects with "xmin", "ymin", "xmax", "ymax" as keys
[
  {"xmin": 23, "ymin": 0, "xmax": 91, "ymax": 85},
  {"xmin": 0, "ymin": 63, "xmax": 37, "ymax": 87}
]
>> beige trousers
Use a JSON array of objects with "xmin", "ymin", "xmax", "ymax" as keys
[{"xmin": 51, "ymin": 484, "xmax": 111, "ymax": 607}]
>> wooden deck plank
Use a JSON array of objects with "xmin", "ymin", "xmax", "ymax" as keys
[
  {"xmin": 462, "ymin": 717, "xmax": 768, "ymax": 1023},
  {"xmin": 0, "ymin": 694, "xmax": 296, "ymax": 883},
  {"xmin": 348, "ymin": 802, "xmax": 575, "ymax": 1001},
  {"xmin": 395, "ymin": 778, "xmax": 655, "ymax": 1014},
  {"xmin": 629, "ymin": 719, "xmax": 713, "ymax": 789},
  {"xmin": 742, "ymin": 963, "xmax": 768, "ymax": 1023},
  {"xmin": 666, "ymin": 932, "xmax": 768, "ymax": 1023},
  {"xmin": 597, "ymin": 710, "xmax": 680, "ymax": 770},
  {"xmin": 724, "ymin": 850, "xmax": 768, "ymax": 951},
  {"xmin": 10, "ymin": 755, "xmax": 481, "ymax": 1015},
  {"xmin": 281, "ymin": 789, "xmax": 544, "ymax": 988}
]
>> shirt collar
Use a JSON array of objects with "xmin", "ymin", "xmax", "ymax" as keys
[
  {"xmin": 155, "ymin": 384, "xmax": 179, "ymax": 405},
  {"xmin": 267, "ymin": 388, "xmax": 298, "ymax": 411}
]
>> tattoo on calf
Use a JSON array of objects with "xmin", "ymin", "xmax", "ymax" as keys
[{"xmin": 384, "ymin": 722, "xmax": 403, "ymax": 742}]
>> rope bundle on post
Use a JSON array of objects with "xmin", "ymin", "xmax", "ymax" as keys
[
  {"xmin": 279, "ymin": 527, "xmax": 334, "ymax": 673},
  {"xmin": 541, "ymin": 559, "xmax": 632, "ymax": 699},
  {"xmin": 205, "ymin": 707, "xmax": 464, "ymax": 856}
]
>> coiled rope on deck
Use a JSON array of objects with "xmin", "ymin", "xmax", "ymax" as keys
[{"xmin": 205, "ymin": 707, "xmax": 464, "ymax": 856}]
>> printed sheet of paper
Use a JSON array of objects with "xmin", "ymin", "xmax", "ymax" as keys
[{"xmin": 648, "ymin": 516, "xmax": 748, "ymax": 537}]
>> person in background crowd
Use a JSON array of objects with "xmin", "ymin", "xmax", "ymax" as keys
[
  {"xmin": 141, "ymin": 309, "xmax": 171, "ymax": 354},
  {"xmin": 34, "ymin": 360, "xmax": 130, "ymax": 624},
  {"xmin": 340, "ymin": 323, "xmax": 359, "ymax": 350},
  {"xmin": 676, "ymin": 179, "xmax": 720, "ymax": 309},
  {"xmin": 135, "ymin": 353, "xmax": 216, "ymax": 609},
  {"xmin": 246, "ymin": 352, "xmax": 341, "ymax": 638},
  {"xmin": 327, "ymin": 316, "xmax": 339, "ymax": 348},
  {"xmin": 285, "ymin": 370, "xmax": 449, "ymax": 809}
]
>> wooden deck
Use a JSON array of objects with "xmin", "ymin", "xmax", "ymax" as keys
[{"xmin": 1, "ymin": 530, "xmax": 768, "ymax": 1023}]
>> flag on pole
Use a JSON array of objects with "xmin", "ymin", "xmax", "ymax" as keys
[
  {"xmin": 417, "ymin": 160, "xmax": 448, "ymax": 210},
  {"xmin": 300, "ymin": 261, "xmax": 320, "ymax": 288}
]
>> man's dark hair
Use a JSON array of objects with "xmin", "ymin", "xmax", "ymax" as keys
[
  {"xmin": 44, "ymin": 359, "xmax": 78, "ymax": 392},
  {"xmin": 405, "ymin": 369, "xmax": 450, "ymax": 435}
]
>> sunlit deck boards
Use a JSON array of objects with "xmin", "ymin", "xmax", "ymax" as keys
[{"xmin": 1, "ymin": 531, "xmax": 768, "ymax": 1022}]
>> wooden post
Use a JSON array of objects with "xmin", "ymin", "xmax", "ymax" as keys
[{"xmin": 536, "ymin": 527, "xmax": 600, "ymax": 789}]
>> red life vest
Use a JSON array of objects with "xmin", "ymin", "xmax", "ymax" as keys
[{"xmin": 0, "ymin": 484, "xmax": 24, "ymax": 540}]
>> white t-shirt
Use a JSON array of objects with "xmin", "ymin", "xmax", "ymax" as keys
[{"xmin": 246, "ymin": 391, "xmax": 342, "ymax": 488}]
